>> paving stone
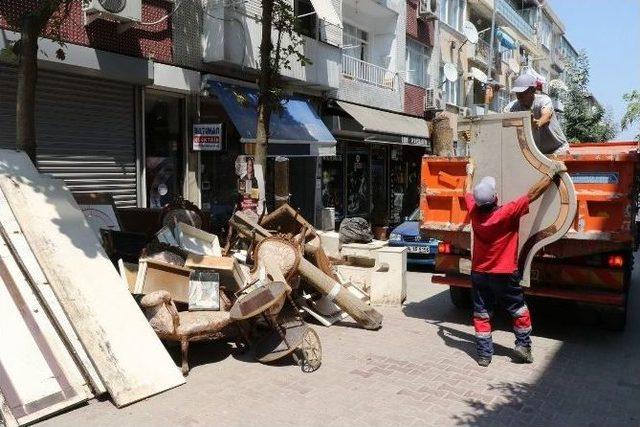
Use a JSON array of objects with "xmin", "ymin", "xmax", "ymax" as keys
[{"xmin": 36, "ymin": 270, "xmax": 640, "ymax": 427}]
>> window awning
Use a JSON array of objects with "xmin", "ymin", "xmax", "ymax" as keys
[
  {"xmin": 206, "ymin": 79, "xmax": 336, "ymax": 156},
  {"xmin": 309, "ymin": 0, "xmax": 341, "ymax": 28},
  {"xmin": 336, "ymin": 100, "xmax": 430, "ymax": 139}
]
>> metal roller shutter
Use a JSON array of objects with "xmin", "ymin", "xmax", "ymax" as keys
[{"xmin": 0, "ymin": 64, "xmax": 137, "ymax": 207}]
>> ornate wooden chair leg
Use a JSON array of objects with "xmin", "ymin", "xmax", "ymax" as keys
[{"xmin": 181, "ymin": 338, "xmax": 190, "ymax": 376}]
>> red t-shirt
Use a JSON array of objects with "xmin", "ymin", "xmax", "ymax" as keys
[{"xmin": 464, "ymin": 193, "xmax": 530, "ymax": 274}]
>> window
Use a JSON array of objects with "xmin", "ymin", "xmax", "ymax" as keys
[
  {"xmin": 343, "ymin": 23, "xmax": 369, "ymax": 62},
  {"xmin": 439, "ymin": 0, "xmax": 465, "ymax": 33},
  {"xmin": 405, "ymin": 39, "xmax": 432, "ymax": 88},
  {"xmin": 145, "ymin": 93, "xmax": 185, "ymax": 208},
  {"xmin": 500, "ymin": 45, "xmax": 514, "ymax": 63},
  {"xmin": 440, "ymin": 66, "xmax": 460, "ymax": 106},
  {"xmin": 294, "ymin": 0, "xmax": 317, "ymax": 39}
]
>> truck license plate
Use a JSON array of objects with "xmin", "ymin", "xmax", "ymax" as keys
[{"xmin": 407, "ymin": 246, "xmax": 430, "ymax": 254}]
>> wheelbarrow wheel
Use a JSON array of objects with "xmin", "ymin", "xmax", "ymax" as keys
[{"xmin": 298, "ymin": 327, "xmax": 322, "ymax": 373}]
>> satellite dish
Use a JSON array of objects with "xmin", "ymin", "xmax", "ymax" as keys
[
  {"xmin": 443, "ymin": 62, "xmax": 458, "ymax": 83},
  {"xmin": 470, "ymin": 67, "xmax": 488, "ymax": 84},
  {"xmin": 462, "ymin": 21, "xmax": 479, "ymax": 44}
]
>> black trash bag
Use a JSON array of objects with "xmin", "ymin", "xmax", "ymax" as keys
[{"xmin": 339, "ymin": 217, "xmax": 373, "ymax": 244}]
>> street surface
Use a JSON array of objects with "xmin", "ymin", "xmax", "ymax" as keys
[{"xmin": 40, "ymin": 263, "xmax": 640, "ymax": 427}]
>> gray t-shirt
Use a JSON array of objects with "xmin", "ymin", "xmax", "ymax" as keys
[{"xmin": 505, "ymin": 94, "xmax": 568, "ymax": 154}]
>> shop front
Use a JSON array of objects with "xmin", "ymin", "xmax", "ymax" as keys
[
  {"xmin": 321, "ymin": 100, "xmax": 430, "ymax": 233},
  {"xmin": 197, "ymin": 76, "xmax": 337, "ymax": 233}
]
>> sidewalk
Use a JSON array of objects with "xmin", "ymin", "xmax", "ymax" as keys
[{"xmin": 39, "ymin": 269, "xmax": 640, "ymax": 427}]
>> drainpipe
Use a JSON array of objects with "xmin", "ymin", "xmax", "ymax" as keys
[{"xmin": 483, "ymin": 2, "xmax": 497, "ymax": 115}]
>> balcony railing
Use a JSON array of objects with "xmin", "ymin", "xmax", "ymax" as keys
[
  {"xmin": 342, "ymin": 55, "xmax": 396, "ymax": 90},
  {"xmin": 472, "ymin": 39, "xmax": 490, "ymax": 64},
  {"xmin": 495, "ymin": 0, "xmax": 534, "ymax": 39}
]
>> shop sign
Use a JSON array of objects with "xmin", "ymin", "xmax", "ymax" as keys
[
  {"xmin": 401, "ymin": 136, "xmax": 431, "ymax": 149},
  {"xmin": 193, "ymin": 123, "xmax": 222, "ymax": 151}
]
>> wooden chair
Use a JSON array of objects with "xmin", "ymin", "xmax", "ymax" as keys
[{"xmin": 140, "ymin": 290, "xmax": 237, "ymax": 375}]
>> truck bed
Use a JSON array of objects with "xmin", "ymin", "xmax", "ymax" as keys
[{"xmin": 420, "ymin": 142, "xmax": 639, "ymax": 258}]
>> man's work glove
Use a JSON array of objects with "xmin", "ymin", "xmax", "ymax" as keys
[
  {"xmin": 466, "ymin": 160, "xmax": 475, "ymax": 176},
  {"xmin": 546, "ymin": 161, "xmax": 567, "ymax": 179}
]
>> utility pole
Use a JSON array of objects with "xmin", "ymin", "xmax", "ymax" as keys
[{"xmin": 483, "ymin": 3, "xmax": 497, "ymax": 115}]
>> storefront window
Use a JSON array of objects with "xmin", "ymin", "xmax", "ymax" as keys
[
  {"xmin": 370, "ymin": 146, "xmax": 388, "ymax": 225},
  {"xmin": 199, "ymin": 100, "xmax": 242, "ymax": 235},
  {"xmin": 321, "ymin": 152, "xmax": 345, "ymax": 219},
  {"xmin": 346, "ymin": 148, "xmax": 369, "ymax": 217},
  {"xmin": 389, "ymin": 146, "xmax": 405, "ymax": 224},
  {"xmin": 145, "ymin": 93, "xmax": 184, "ymax": 208}
]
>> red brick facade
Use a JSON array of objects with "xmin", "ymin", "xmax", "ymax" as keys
[
  {"xmin": 404, "ymin": 83, "xmax": 426, "ymax": 116},
  {"xmin": 0, "ymin": 1, "xmax": 173, "ymax": 63},
  {"xmin": 406, "ymin": 0, "xmax": 435, "ymax": 47}
]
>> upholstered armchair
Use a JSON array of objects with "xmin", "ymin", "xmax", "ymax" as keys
[{"xmin": 140, "ymin": 290, "xmax": 236, "ymax": 375}]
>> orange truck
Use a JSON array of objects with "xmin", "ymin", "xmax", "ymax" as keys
[{"xmin": 420, "ymin": 142, "xmax": 639, "ymax": 330}]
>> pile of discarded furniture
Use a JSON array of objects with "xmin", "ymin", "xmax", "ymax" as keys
[{"xmin": 0, "ymin": 149, "xmax": 391, "ymax": 426}]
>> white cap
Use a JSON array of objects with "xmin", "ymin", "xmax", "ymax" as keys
[
  {"xmin": 511, "ymin": 73, "xmax": 537, "ymax": 93},
  {"xmin": 473, "ymin": 176, "xmax": 497, "ymax": 207}
]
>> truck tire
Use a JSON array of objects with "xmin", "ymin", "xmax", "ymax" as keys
[
  {"xmin": 601, "ymin": 307, "xmax": 627, "ymax": 332},
  {"xmin": 449, "ymin": 286, "xmax": 472, "ymax": 309}
]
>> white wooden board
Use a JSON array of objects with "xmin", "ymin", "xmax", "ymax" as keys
[
  {"xmin": 0, "ymin": 235, "xmax": 89, "ymax": 425},
  {"xmin": 0, "ymin": 191, "xmax": 107, "ymax": 397},
  {"xmin": 0, "ymin": 150, "xmax": 185, "ymax": 408},
  {"xmin": 463, "ymin": 112, "xmax": 577, "ymax": 286}
]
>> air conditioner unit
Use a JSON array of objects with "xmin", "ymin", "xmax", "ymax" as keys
[
  {"xmin": 424, "ymin": 87, "xmax": 443, "ymax": 111},
  {"xmin": 83, "ymin": 0, "xmax": 142, "ymax": 24},
  {"xmin": 418, "ymin": 0, "xmax": 438, "ymax": 20}
]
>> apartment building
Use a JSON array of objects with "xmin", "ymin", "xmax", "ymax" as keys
[
  {"xmin": 0, "ymin": 0, "xmax": 582, "ymax": 231},
  {"xmin": 318, "ymin": 0, "xmax": 432, "ymax": 228},
  {"xmin": 408, "ymin": 0, "xmax": 582, "ymax": 140}
]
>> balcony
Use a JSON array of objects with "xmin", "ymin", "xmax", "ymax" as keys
[
  {"xmin": 495, "ymin": 0, "xmax": 534, "ymax": 39},
  {"xmin": 341, "ymin": 55, "xmax": 396, "ymax": 90},
  {"xmin": 470, "ymin": 38, "xmax": 491, "ymax": 65},
  {"xmin": 202, "ymin": 6, "xmax": 341, "ymax": 90},
  {"xmin": 550, "ymin": 47, "xmax": 566, "ymax": 72}
]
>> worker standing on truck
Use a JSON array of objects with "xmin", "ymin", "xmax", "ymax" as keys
[
  {"xmin": 464, "ymin": 160, "xmax": 567, "ymax": 367},
  {"xmin": 505, "ymin": 73, "xmax": 569, "ymax": 155}
]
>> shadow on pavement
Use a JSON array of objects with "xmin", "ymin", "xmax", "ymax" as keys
[{"xmin": 403, "ymin": 269, "xmax": 640, "ymax": 426}]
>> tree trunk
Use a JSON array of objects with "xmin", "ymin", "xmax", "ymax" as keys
[
  {"xmin": 274, "ymin": 156, "xmax": 289, "ymax": 208},
  {"xmin": 16, "ymin": 14, "xmax": 41, "ymax": 164},
  {"xmin": 431, "ymin": 114, "xmax": 454, "ymax": 157},
  {"xmin": 255, "ymin": 0, "xmax": 275, "ymax": 174}
]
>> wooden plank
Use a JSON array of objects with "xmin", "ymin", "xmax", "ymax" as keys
[
  {"xmin": 138, "ymin": 260, "xmax": 192, "ymax": 304},
  {"xmin": 0, "ymin": 235, "xmax": 89, "ymax": 425},
  {"xmin": 118, "ymin": 259, "xmax": 139, "ymax": 293},
  {"xmin": 0, "ymin": 150, "xmax": 185, "ymax": 407},
  {"xmin": 0, "ymin": 191, "xmax": 107, "ymax": 397}
]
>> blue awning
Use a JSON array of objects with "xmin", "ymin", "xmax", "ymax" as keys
[
  {"xmin": 205, "ymin": 79, "xmax": 336, "ymax": 156},
  {"xmin": 496, "ymin": 28, "xmax": 518, "ymax": 50}
]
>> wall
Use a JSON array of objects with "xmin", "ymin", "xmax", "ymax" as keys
[
  {"xmin": 404, "ymin": 83, "xmax": 426, "ymax": 116},
  {"xmin": 405, "ymin": 0, "xmax": 435, "ymax": 47},
  {"xmin": 0, "ymin": 0, "xmax": 173, "ymax": 63}
]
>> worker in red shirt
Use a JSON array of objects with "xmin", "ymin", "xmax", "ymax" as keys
[{"xmin": 464, "ymin": 159, "xmax": 566, "ymax": 366}]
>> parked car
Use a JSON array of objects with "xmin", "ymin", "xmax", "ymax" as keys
[{"xmin": 388, "ymin": 209, "xmax": 439, "ymax": 267}]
